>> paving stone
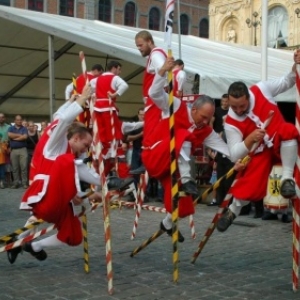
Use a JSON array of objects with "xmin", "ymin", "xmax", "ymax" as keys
[{"xmin": 0, "ymin": 188, "xmax": 299, "ymax": 299}]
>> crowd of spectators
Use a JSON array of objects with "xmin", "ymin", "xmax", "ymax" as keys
[{"xmin": 0, "ymin": 112, "xmax": 46, "ymax": 189}]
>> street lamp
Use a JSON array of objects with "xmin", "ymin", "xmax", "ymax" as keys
[
  {"xmin": 295, "ymin": 8, "xmax": 300, "ymax": 18},
  {"xmin": 246, "ymin": 11, "xmax": 261, "ymax": 46}
]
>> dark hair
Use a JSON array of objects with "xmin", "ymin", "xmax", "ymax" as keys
[
  {"xmin": 67, "ymin": 122, "xmax": 90, "ymax": 140},
  {"xmin": 221, "ymin": 93, "xmax": 228, "ymax": 98},
  {"xmin": 174, "ymin": 59, "xmax": 184, "ymax": 66},
  {"xmin": 91, "ymin": 64, "xmax": 104, "ymax": 72},
  {"xmin": 107, "ymin": 61, "xmax": 122, "ymax": 71},
  {"xmin": 228, "ymin": 81, "xmax": 250, "ymax": 99}
]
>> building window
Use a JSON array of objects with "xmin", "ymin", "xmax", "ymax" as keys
[
  {"xmin": 149, "ymin": 7, "xmax": 160, "ymax": 31},
  {"xmin": 199, "ymin": 18, "xmax": 209, "ymax": 38},
  {"xmin": 28, "ymin": 0, "xmax": 43, "ymax": 12},
  {"xmin": 268, "ymin": 6, "xmax": 288, "ymax": 48},
  {"xmin": 98, "ymin": 0, "xmax": 111, "ymax": 23},
  {"xmin": 180, "ymin": 14, "xmax": 189, "ymax": 35},
  {"xmin": 0, "ymin": 0, "xmax": 10, "ymax": 6},
  {"xmin": 124, "ymin": 1, "xmax": 136, "ymax": 27},
  {"xmin": 60, "ymin": 0, "xmax": 74, "ymax": 17}
]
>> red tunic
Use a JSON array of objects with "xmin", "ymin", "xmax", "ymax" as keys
[
  {"xmin": 93, "ymin": 74, "xmax": 123, "ymax": 155},
  {"xmin": 142, "ymin": 102, "xmax": 212, "ymax": 217},
  {"xmin": 21, "ymin": 115, "xmax": 82, "ymax": 245},
  {"xmin": 225, "ymin": 85, "xmax": 299, "ymax": 201},
  {"xmin": 142, "ymin": 48, "xmax": 167, "ymax": 146},
  {"xmin": 76, "ymin": 73, "xmax": 97, "ymax": 127}
]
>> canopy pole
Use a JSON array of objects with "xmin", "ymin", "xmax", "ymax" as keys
[
  {"xmin": 177, "ymin": 0, "xmax": 182, "ymax": 59},
  {"xmin": 261, "ymin": 0, "xmax": 268, "ymax": 80},
  {"xmin": 48, "ymin": 35, "xmax": 55, "ymax": 121}
]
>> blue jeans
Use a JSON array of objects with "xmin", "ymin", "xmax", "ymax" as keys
[{"xmin": 0, "ymin": 164, "xmax": 5, "ymax": 180}]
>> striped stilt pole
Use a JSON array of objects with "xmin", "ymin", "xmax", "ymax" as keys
[
  {"xmin": 189, "ymin": 215, "xmax": 196, "ymax": 239},
  {"xmin": 191, "ymin": 179, "xmax": 237, "ymax": 264},
  {"xmin": 131, "ymin": 172, "xmax": 148, "ymax": 239},
  {"xmin": 293, "ymin": 63, "xmax": 300, "ymax": 292},
  {"xmin": 165, "ymin": 0, "xmax": 178, "ymax": 282},
  {"xmin": 91, "ymin": 102, "xmax": 114, "ymax": 295},
  {"xmin": 0, "ymin": 220, "xmax": 44, "ymax": 244},
  {"xmin": 77, "ymin": 54, "xmax": 90, "ymax": 274}
]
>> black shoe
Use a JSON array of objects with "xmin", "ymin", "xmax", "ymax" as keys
[
  {"xmin": 129, "ymin": 165, "xmax": 146, "ymax": 175},
  {"xmin": 181, "ymin": 181, "xmax": 199, "ymax": 198},
  {"xmin": 23, "ymin": 242, "xmax": 47, "ymax": 261},
  {"xmin": 262, "ymin": 211, "xmax": 278, "ymax": 220},
  {"xmin": 107, "ymin": 176, "xmax": 134, "ymax": 191},
  {"xmin": 217, "ymin": 208, "xmax": 236, "ymax": 232},
  {"xmin": 281, "ymin": 214, "xmax": 292, "ymax": 223},
  {"xmin": 280, "ymin": 179, "xmax": 296, "ymax": 198},
  {"xmin": 6, "ymin": 237, "xmax": 22, "ymax": 264},
  {"xmin": 253, "ymin": 211, "xmax": 263, "ymax": 219},
  {"xmin": 160, "ymin": 222, "xmax": 185, "ymax": 243}
]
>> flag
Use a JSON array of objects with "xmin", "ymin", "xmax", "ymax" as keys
[{"xmin": 164, "ymin": 0, "xmax": 175, "ymax": 49}]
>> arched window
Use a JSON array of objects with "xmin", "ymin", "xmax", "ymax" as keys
[
  {"xmin": 60, "ymin": 0, "xmax": 74, "ymax": 17},
  {"xmin": 28, "ymin": 0, "xmax": 43, "ymax": 11},
  {"xmin": 199, "ymin": 18, "xmax": 209, "ymax": 38},
  {"xmin": 268, "ymin": 6, "xmax": 288, "ymax": 48},
  {"xmin": 180, "ymin": 14, "xmax": 189, "ymax": 35},
  {"xmin": 0, "ymin": 0, "xmax": 10, "ymax": 6},
  {"xmin": 98, "ymin": 0, "xmax": 111, "ymax": 23},
  {"xmin": 124, "ymin": 2, "xmax": 136, "ymax": 27},
  {"xmin": 149, "ymin": 7, "xmax": 160, "ymax": 31}
]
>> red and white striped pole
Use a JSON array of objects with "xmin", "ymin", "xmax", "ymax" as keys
[{"xmin": 293, "ymin": 62, "xmax": 300, "ymax": 292}]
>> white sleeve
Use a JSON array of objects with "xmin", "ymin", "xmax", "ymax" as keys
[
  {"xmin": 65, "ymin": 83, "xmax": 74, "ymax": 100},
  {"xmin": 90, "ymin": 78, "xmax": 97, "ymax": 94},
  {"xmin": 224, "ymin": 124, "xmax": 249, "ymax": 162},
  {"xmin": 45, "ymin": 102, "xmax": 83, "ymax": 157},
  {"xmin": 150, "ymin": 51, "xmax": 167, "ymax": 73},
  {"xmin": 257, "ymin": 71, "xmax": 296, "ymax": 98},
  {"xmin": 177, "ymin": 70, "xmax": 186, "ymax": 91},
  {"xmin": 112, "ymin": 76, "xmax": 128, "ymax": 96},
  {"xmin": 203, "ymin": 130, "xmax": 230, "ymax": 157},
  {"xmin": 122, "ymin": 121, "xmax": 144, "ymax": 134},
  {"xmin": 149, "ymin": 73, "xmax": 181, "ymax": 114},
  {"xmin": 76, "ymin": 163, "xmax": 101, "ymax": 186}
]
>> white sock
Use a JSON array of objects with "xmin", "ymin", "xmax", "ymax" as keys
[
  {"xmin": 162, "ymin": 213, "xmax": 172, "ymax": 230},
  {"xmin": 18, "ymin": 215, "xmax": 39, "ymax": 239},
  {"xmin": 229, "ymin": 198, "xmax": 250, "ymax": 216},
  {"xmin": 280, "ymin": 140, "xmax": 297, "ymax": 182},
  {"xmin": 31, "ymin": 234, "xmax": 66, "ymax": 252},
  {"xmin": 178, "ymin": 142, "xmax": 192, "ymax": 184}
]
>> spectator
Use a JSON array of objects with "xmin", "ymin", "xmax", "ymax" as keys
[
  {"xmin": 40, "ymin": 121, "xmax": 48, "ymax": 136},
  {"xmin": 0, "ymin": 113, "xmax": 11, "ymax": 186},
  {"xmin": 127, "ymin": 108, "xmax": 145, "ymax": 183},
  {"xmin": 8, "ymin": 115, "xmax": 28, "ymax": 189},
  {"xmin": 26, "ymin": 121, "xmax": 40, "ymax": 178},
  {"xmin": 0, "ymin": 112, "xmax": 10, "ymax": 142},
  {"xmin": 0, "ymin": 133, "xmax": 8, "ymax": 188},
  {"xmin": 210, "ymin": 94, "xmax": 229, "ymax": 134}
]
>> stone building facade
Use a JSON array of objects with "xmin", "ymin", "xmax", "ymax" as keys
[{"xmin": 209, "ymin": 0, "xmax": 300, "ymax": 48}]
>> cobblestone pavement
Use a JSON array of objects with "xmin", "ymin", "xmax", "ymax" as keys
[{"xmin": 0, "ymin": 188, "xmax": 299, "ymax": 300}]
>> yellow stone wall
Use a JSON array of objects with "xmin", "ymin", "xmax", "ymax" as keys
[{"xmin": 208, "ymin": 0, "xmax": 300, "ymax": 47}]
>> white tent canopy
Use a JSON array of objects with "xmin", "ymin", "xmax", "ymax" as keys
[{"xmin": 0, "ymin": 6, "xmax": 296, "ymax": 120}]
